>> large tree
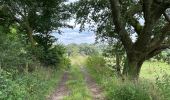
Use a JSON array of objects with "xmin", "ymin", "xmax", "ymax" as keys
[
  {"xmin": 1, "ymin": 0, "xmax": 71, "ymax": 66},
  {"xmin": 2, "ymin": 0, "xmax": 71, "ymax": 47},
  {"xmin": 72, "ymin": 0, "xmax": 170, "ymax": 79}
]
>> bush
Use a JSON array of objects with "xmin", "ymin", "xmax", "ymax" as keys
[
  {"xmin": 0, "ymin": 69, "xmax": 27, "ymax": 99},
  {"xmin": 86, "ymin": 55, "xmax": 114, "ymax": 79},
  {"xmin": 0, "ymin": 66, "xmax": 62, "ymax": 100},
  {"xmin": 35, "ymin": 44, "xmax": 67, "ymax": 67}
]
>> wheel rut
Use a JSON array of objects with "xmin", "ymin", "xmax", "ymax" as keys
[
  {"xmin": 48, "ymin": 71, "xmax": 69, "ymax": 100},
  {"xmin": 81, "ymin": 67, "xmax": 105, "ymax": 100}
]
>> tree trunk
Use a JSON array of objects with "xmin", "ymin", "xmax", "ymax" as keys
[
  {"xmin": 26, "ymin": 25, "xmax": 35, "ymax": 48},
  {"xmin": 24, "ymin": 17, "xmax": 35, "ymax": 48},
  {"xmin": 115, "ymin": 53, "xmax": 121, "ymax": 76},
  {"xmin": 122, "ymin": 57, "xmax": 144, "ymax": 80}
]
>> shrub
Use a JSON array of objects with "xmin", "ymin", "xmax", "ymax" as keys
[
  {"xmin": 0, "ymin": 66, "xmax": 62, "ymax": 100},
  {"xmin": 0, "ymin": 69, "xmax": 27, "ymax": 99}
]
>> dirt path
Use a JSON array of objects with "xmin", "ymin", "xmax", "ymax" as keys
[
  {"xmin": 81, "ymin": 67, "xmax": 105, "ymax": 100},
  {"xmin": 48, "ymin": 71, "xmax": 69, "ymax": 100}
]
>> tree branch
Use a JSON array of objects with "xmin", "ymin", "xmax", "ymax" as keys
[
  {"xmin": 163, "ymin": 12, "xmax": 170, "ymax": 22},
  {"xmin": 143, "ymin": 0, "xmax": 153, "ymax": 22},
  {"xmin": 126, "ymin": 4, "xmax": 143, "ymax": 35},
  {"xmin": 146, "ymin": 44, "xmax": 170, "ymax": 60},
  {"xmin": 134, "ymin": 0, "xmax": 166, "ymax": 52},
  {"xmin": 109, "ymin": 0, "xmax": 133, "ymax": 51},
  {"xmin": 150, "ymin": 23, "xmax": 170, "ymax": 48}
]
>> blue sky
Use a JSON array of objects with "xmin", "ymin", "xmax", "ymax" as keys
[
  {"xmin": 53, "ymin": 27, "xmax": 95, "ymax": 45},
  {"xmin": 52, "ymin": 0, "xmax": 96, "ymax": 45}
]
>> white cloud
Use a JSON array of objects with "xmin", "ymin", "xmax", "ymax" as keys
[
  {"xmin": 52, "ymin": 27, "xmax": 95, "ymax": 45},
  {"xmin": 68, "ymin": 0, "xmax": 79, "ymax": 2}
]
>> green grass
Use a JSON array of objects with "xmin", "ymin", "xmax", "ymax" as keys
[
  {"xmin": 70, "ymin": 55, "xmax": 88, "ymax": 66},
  {"xmin": 0, "ymin": 66, "xmax": 63, "ymax": 100},
  {"xmin": 16, "ymin": 67, "xmax": 63, "ymax": 100},
  {"xmin": 85, "ymin": 55, "xmax": 168, "ymax": 100},
  {"xmin": 63, "ymin": 66, "xmax": 92, "ymax": 100},
  {"xmin": 140, "ymin": 61, "xmax": 170, "ymax": 80}
]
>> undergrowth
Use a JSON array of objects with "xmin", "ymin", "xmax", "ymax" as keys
[
  {"xmin": 0, "ymin": 67, "xmax": 62, "ymax": 100},
  {"xmin": 85, "ymin": 55, "xmax": 169, "ymax": 100}
]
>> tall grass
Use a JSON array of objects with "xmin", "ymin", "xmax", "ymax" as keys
[
  {"xmin": 70, "ymin": 55, "xmax": 88, "ymax": 66},
  {"xmin": 140, "ymin": 61, "xmax": 170, "ymax": 80},
  {"xmin": 85, "ymin": 55, "xmax": 167, "ymax": 100},
  {"xmin": 0, "ymin": 66, "xmax": 63, "ymax": 100}
]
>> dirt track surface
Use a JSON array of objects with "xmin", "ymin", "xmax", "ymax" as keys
[
  {"xmin": 81, "ymin": 67, "xmax": 105, "ymax": 100},
  {"xmin": 48, "ymin": 72, "xmax": 69, "ymax": 100}
]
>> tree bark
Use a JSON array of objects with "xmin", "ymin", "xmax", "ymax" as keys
[
  {"xmin": 27, "ymin": 25, "xmax": 35, "ymax": 48},
  {"xmin": 122, "ymin": 57, "xmax": 144, "ymax": 80},
  {"xmin": 115, "ymin": 52, "xmax": 121, "ymax": 76}
]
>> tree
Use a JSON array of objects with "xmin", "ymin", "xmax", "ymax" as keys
[
  {"xmin": 1, "ymin": 0, "xmax": 72, "ymax": 66},
  {"xmin": 103, "ymin": 39, "xmax": 125, "ymax": 76},
  {"xmin": 3, "ymin": 0, "xmax": 71, "ymax": 47},
  {"xmin": 72, "ymin": 0, "xmax": 170, "ymax": 79}
]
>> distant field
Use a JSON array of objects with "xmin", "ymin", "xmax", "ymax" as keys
[
  {"xmin": 140, "ymin": 61, "xmax": 170, "ymax": 80},
  {"xmin": 70, "ymin": 55, "xmax": 88, "ymax": 66},
  {"xmin": 70, "ymin": 55, "xmax": 170, "ymax": 81}
]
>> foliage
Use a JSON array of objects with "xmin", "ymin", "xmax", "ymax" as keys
[
  {"xmin": 0, "ymin": 67, "xmax": 62, "ymax": 100},
  {"xmin": 35, "ymin": 44, "xmax": 67, "ymax": 67},
  {"xmin": 0, "ymin": 25, "xmax": 36, "ymax": 71},
  {"xmin": 153, "ymin": 50, "xmax": 170, "ymax": 64},
  {"xmin": 86, "ymin": 55, "xmax": 106, "ymax": 71},
  {"xmin": 1, "ymin": 0, "xmax": 72, "ymax": 67},
  {"xmin": 86, "ymin": 55, "xmax": 115, "ymax": 81},
  {"xmin": 72, "ymin": 0, "xmax": 170, "ymax": 79},
  {"xmin": 66, "ymin": 43, "xmax": 99, "ymax": 56},
  {"xmin": 0, "ymin": 69, "xmax": 26, "ymax": 99}
]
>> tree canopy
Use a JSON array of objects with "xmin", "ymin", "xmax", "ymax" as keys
[{"xmin": 72, "ymin": 0, "xmax": 170, "ymax": 79}]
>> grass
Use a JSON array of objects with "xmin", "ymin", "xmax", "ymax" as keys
[
  {"xmin": 86, "ymin": 63, "xmax": 164, "ymax": 100},
  {"xmin": 140, "ymin": 61, "xmax": 170, "ymax": 80},
  {"xmin": 16, "ymin": 67, "xmax": 63, "ymax": 100},
  {"xmin": 63, "ymin": 66, "xmax": 92, "ymax": 100},
  {"xmin": 68, "ymin": 56, "xmax": 170, "ymax": 99},
  {"xmin": 85, "ymin": 55, "xmax": 170, "ymax": 100},
  {"xmin": 0, "ymin": 66, "xmax": 64, "ymax": 100},
  {"xmin": 70, "ymin": 55, "xmax": 88, "ymax": 66}
]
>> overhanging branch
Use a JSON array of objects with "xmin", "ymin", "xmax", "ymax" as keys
[
  {"xmin": 146, "ymin": 44, "xmax": 170, "ymax": 60},
  {"xmin": 109, "ymin": 0, "xmax": 133, "ymax": 51},
  {"xmin": 163, "ymin": 12, "xmax": 170, "ymax": 22},
  {"xmin": 150, "ymin": 23, "xmax": 170, "ymax": 48}
]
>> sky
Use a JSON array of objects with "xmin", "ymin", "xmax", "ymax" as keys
[
  {"xmin": 53, "ymin": 27, "xmax": 95, "ymax": 45},
  {"xmin": 52, "ymin": 0, "xmax": 96, "ymax": 45},
  {"xmin": 52, "ymin": 0, "xmax": 95, "ymax": 45}
]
